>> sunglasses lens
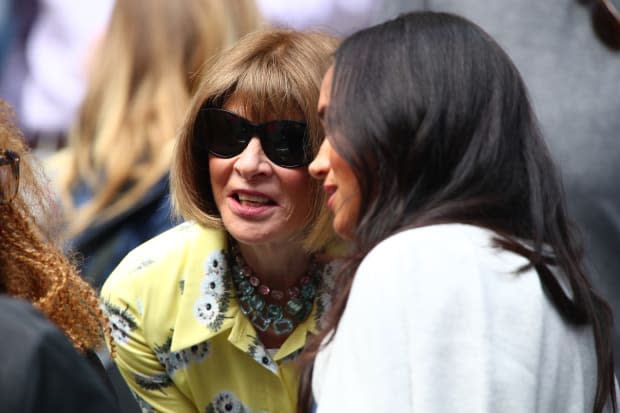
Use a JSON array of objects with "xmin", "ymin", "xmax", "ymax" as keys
[
  {"xmin": 194, "ymin": 108, "xmax": 309, "ymax": 167},
  {"xmin": 262, "ymin": 122, "xmax": 308, "ymax": 167},
  {"xmin": 197, "ymin": 109, "xmax": 248, "ymax": 157}
]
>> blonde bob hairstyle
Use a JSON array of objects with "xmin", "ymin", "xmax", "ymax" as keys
[{"xmin": 171, "ymin": 30, "xmax": 339, "ymax": 252}]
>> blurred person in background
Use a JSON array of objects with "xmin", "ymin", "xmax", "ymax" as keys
[
  {"xmin": 53, "ymin": 0, "xmax": 264, "ymax": 290},
  {"xmin": 256, "ymin": 0, "xmax": 379, "ymax": 36},
  {"xmin": 101, "ymin": 29, "xmax": 339, "ymax": 413},
  {"xmin": 0, "ymin": 99, "xmax": 117, "ymax": 412},
  {"xmin": 0, "ymin": 0, "xmax": 37, "ymax": 118},
  {"xmin": 375, "ymin": 0, "xmax": 620, "ymax": 375},
  {"xmin": 0, "ymin": 0, "xmax": 114, "ymax": 154}
]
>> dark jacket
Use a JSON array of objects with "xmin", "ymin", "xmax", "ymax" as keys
[
  {"xmin": 0, "ymin": 296, "xmax": 118, "ymax": 412},
  {"xmin": 70, "ymin": 175, "xmax": 175, "ymax": 288}
]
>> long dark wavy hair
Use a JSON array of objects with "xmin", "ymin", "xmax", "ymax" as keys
[{"xmin": 298, "ymin": 11, "xmax": 616, "ymax": 413}]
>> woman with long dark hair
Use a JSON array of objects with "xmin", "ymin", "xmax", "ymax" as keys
[{"xmin": 301, "ymin": 11, "xmax": 617, "ymax": 413}]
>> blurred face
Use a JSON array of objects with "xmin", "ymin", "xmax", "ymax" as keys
[
  {"xmin": 309, "ymin": 67, "xmax": 360, "ymax": 239},
  {"xmin": 208, "ymin": 96, "xmax": 314, "ymax": 246}
]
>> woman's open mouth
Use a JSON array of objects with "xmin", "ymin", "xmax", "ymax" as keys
[{"xmin": 234, "ymin": 192, "xmax": 276, "ymax": 207}]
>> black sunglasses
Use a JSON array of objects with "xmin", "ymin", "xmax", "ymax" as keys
[
  {"xmin": 0, "ymin": 149, "xmax": 20, "ymax": 204},
  {"xmin": 581, "ymin": 0, "xmax": 620, "ymax": 50},
  {"xmin": 193, "ymin": 107, "xmax": 310, "ymax": 168}
]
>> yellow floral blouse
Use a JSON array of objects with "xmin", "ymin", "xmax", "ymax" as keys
[{"xmin": 101, "ymin": 222, "xmax": 334, "ymax": 413}]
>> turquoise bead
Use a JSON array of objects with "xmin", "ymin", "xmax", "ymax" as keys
[
  {"xmin": 251, "ymin": 311, "xmax": 271, "ymax": 332},
  {"xmin": 266, "ymin": 304, "xmax": 283, "ymax": 321},
  {"xmin": 273, "ymin": 318, "xmax": 294, "ymax": 335},
  {"xmin": 228, "ymin": 243, "xmax": 327, "ymax": 336},
  {"xmin": 249, "ymin": 294, "xmax": 265, "ymax": 311},
  {"xmin": 293, "ymin": 301, "xmax": 313, "ymax": 323},
  {"xmin": 232, "ymin": 269, "xmax": 245, "ymax": 283},
  {"xmin": 239, "ymin": 298, "xmax": 252, "ymax": 315},
  {"xmin": 239, "ymin": 280, "xmax": 254, "ymax": 296},
  {"xmin": 301, "ymin": 283, "xmax": 316, "ymax": 299},
  {"xmin": 286, "ymin": 298, "xmax": 304, "ymax": 315}
]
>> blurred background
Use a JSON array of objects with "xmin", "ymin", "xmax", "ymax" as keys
[{"xmin": 0, "ymin": 0, "xmax": 386, "ymax": 157}]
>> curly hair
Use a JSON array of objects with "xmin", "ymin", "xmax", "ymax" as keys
[{"xmin": 0, "ymin": 101, "xmax": 107, "ymax": 353}]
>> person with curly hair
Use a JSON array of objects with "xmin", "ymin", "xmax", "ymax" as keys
[{"xmin": 0, "ymin": 99, "xmax": 116, "ymax": 412}]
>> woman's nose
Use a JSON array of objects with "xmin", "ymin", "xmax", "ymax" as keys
[
  {"xmin": 309, "ymin": 139, "xmax": 331, "ymax": 180},
  {"xmin": 234, "ymin": 137, "xmax": 272, "ymax": 179}
]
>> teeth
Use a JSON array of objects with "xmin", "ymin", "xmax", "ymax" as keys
[{"xmin": 237, "ymin": 193, "xmax": 270, "ymax": 204}]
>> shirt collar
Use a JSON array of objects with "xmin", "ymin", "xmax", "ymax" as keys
[{"xmin": 169, "ymin": 227, "xmax": 333, "ymax": 359}]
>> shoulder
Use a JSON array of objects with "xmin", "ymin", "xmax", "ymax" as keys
[
  {"xmin": 103, "ymin": 222, "xmax": 226, "ymax": 279},
  {"xmin": 351, "ymin": 225, "xmax": 576, "ymax": 339},
  {"xmin": 100, "ymin": 223, "xmax": 230, "ymax": 344},
  {"xmin": 358, "ymin": 224, "xmax": 506, "ymax": 281},
  {"xmin": 102, "ymin": 222, "xmax": 226, "ymax": 290},
  {"xmin": 0, "ymin": 297, "xmax": 110, "ymax": 392},
  {"xmin": 0, "ymin": 299, "xmax": 117, "ymax": 412},
  {"xmin": 352, "ymin": 224, "xmax": 540, "ymax": 312},
  {"xmin": 369, "ymin": 223, "xmax": 493, "ymax": 255},
  {"xmin": 0, "ymin": 298, "xmax": 97, "ymax": 358},
  {"xmin": 0, "ymin": 298, "xmax": 86, "ymax": 352},
  {"xmin": 0, "ymin": 298, "xmax": 84, "ymax": 365},
  {"xmin": 0, "ymin": 297, "xmax": 56, "ymax": 342}
]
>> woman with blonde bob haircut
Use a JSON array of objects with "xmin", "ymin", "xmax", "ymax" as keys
[
  {"xmin": 101, "ymin": 30, "xmax": 339, "ymax": 413},
  {"xmin": 54, "ymin": 0, "xmax": 263, "ymax": 288},
  {"xmin": 172, "ymin": 30, "xmax": 336, "ymax": 249}
]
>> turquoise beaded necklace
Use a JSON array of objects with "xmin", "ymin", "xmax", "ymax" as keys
[{"xmin": 229, "ymin": 241, "xmax": 323, "ymax": 336}]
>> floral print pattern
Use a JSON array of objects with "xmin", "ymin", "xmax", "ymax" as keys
[
  {"xmin": 134, "ymin": 371, "xmax": 173, "ymax": 392},
  {"xmin": 205, "ymin": 391, "xmax": 262, "ymax": 413},
  {"xmin": 193, "ymin": 250, "xmax": 232, "ymax": 331},
  {"xmin": 247, "ymin": 336, "xmax": 278, "ymax": 374},
  {"xmin": 132, "ymin": 391, "xmax": 154, "ymax": 413},
  {"xmin": 128, "ymin": 258, "xmax": 156, "ymax": 276},
  {"xmin": 154, "ymin": 334, "xmax": 211, "ymax": 376},
  {"xmin": 201, "ymin": 273, "xmax": 226, "ymax": 296},
  {"xmin": 103, "ymin": 300, "xmax": 137, "ymax": 345},
  {"xmin": 194, "ymin": 295, "xmax": 221, "ymax": 326}
]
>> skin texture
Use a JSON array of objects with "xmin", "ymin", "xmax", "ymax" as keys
[
  {"xmin": 309, "ymin": 67, "xmax": 361, "ymax": 240},
  {"xmin": 208, "ymin": 95, "xmax": 314, "ymax": 253}
]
